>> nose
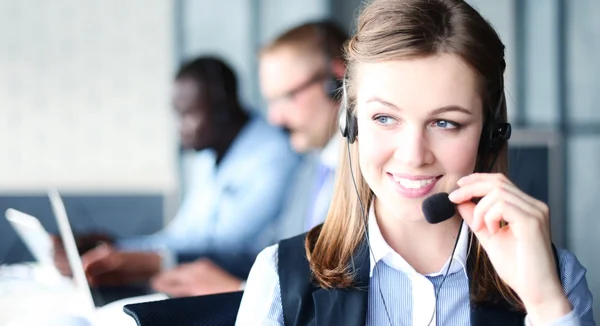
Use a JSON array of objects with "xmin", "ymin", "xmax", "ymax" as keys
[{"xmin": 393, "ymin": 126, "xmax": 434, "ymax": 167}]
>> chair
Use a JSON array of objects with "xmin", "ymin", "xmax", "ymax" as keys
[{"xmin": 123, "ymin": 291, "xmax": 244, "ymax": 326}]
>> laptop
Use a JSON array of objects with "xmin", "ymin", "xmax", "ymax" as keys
[
  {"xmin": 5, "ymin": 208, "xmax": 60, "ymax": 275},
  {"xmin": 5, "ymin": 189, "xmax": 168, "ymax": 320}
]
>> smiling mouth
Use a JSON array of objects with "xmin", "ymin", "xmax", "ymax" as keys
[{"xmin": 389, "ymin": 175, "xmax": 443, "ymax": 189}]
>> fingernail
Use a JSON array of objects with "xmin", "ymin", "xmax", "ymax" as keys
[
  {"xmin": 448, "ymin": 191, "xmax": 458, "ymax": 202},
  {"xmin": 96, "ymin": 242, "xmax": 109, "ymax": 254}
]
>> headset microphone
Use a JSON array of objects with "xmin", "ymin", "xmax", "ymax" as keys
[{"xmin": 422, "ymin": 192, "xmax": 456, "ymax": 224}]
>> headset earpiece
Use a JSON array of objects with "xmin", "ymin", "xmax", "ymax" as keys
[
  {"xmin": 338, "ymin": 79, "xmax": 358, "ymax": 144},
  {"xmin": 489, "ymin": 122, "xmax": 511, "ymax": 152},
  {"xmin": 486, "ymin": 90, "xmax": 511, "ymax": 152},
  {"xmin": 476, "ymin": 86, "xmax": 511, "ymax": 172},
  {"xmin": 344, "ymin": 109, "xmax": 358, "ymax": 144}
]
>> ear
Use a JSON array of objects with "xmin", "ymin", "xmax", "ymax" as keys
[{"xmin": 330, "ymin": 58, "xmax": 346, "ymax": 80}]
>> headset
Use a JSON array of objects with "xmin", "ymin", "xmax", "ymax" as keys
[{"xmin": 339, "ymin": 72, "xmax": 511, "ymax": 325}]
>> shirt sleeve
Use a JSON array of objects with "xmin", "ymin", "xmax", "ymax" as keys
[
  {"xmin": 114, "ymin": 149, "xmax": 298, "ymax": 261},
  {"xmin": 525, "ymin": 248, "xmax": 595, "ymax": 326},
  {"xmin": 525, "ymin": 311, "xmax": 580, "ymax": 326},
  {"xmin": 206, "ymin": 153, "xmax": 298, "ymax": 255},
  {"xmin": 235, "ymin": 244, "xmax": 284, "ymax": 326}
]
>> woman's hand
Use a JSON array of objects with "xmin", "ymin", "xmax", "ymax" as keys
[{"xmin": 448, "ymin": 173, "xmax": 572, "ymax": 324}]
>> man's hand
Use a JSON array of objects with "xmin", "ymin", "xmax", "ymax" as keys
[
  {"xmin": 51, "ymin": 233, "xmax": 113, "ymax": 277},
  {"xmin": 51, "ymin": 235, "xmax": 73, "ymax": 277},
  {"xmin": 151, "ymin": 259, "xmax": 242, "ymax": 297},
  {"xmin": 82, "ymin": 243, "xmax": 162, "ymax": 286}
]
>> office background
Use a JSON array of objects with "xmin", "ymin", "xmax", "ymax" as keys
[{"xmin": 0, "ymin": 0, "xmax": 598, "ymax": 315}]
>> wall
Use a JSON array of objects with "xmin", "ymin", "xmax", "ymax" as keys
[
  {"xmin": 0, "ymin": 0, "xmax": 178, "ymax": 193},
  {"xmin": 0, "ymin": 0, "xmax": 177, "ymax": 263},
  {"xmin": 179, "ymin": 0, "xmax": 330, "ymax": 112},
  {"xmin": 566, "ymin": 0, "xmax": 600, "ymax": 315}
]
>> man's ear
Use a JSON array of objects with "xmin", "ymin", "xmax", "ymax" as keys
[{"xmin": 331, "ymin": 58, "xmax": 346, "ymax": 80}]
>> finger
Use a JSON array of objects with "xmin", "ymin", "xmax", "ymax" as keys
[
  {"xmin": 151, "ymin": 272, "xmax": 178, "ymax": 288},
  {"xmin": 152, "ymin": 280, "xmax": 186, "ymax": 295},
  {"xmin": 57, "ymin": 266, "xmax": 73, "ymax": 277},
  {"xmin": 483, "ymin": 200, "xmax": 536, "ymax": 238},
  {"xmin": 457, "ymin": 173, "xmax": 511, "ymax": 187},
  {"xmin": 457, "ymin": 201, "xmax": 486, "ymax": 234},
  {"xmin": 165, "ymin": 286, "xmax": 193, "ymax": 298},
  {"xmin": 151, "ymin": 276, "xmax": 194, "ymax": 297},
  {"xmin": 449, "ymin": 180, "xmax": 497, "ymax": 204},
  {"xmin": 55, "ymin": 259, "xmax": 73, "ymax": 277},
  {"xmin": 473, "ymin": 187, "xmax": 540, "ymax": 229},
  {"xmin": 482, "ymin": 201, "xmax": 505, "ymax": 235},
  {"xmin": 458, "ymin": 201, "xmax": 497, "ymax": 249},
  {"xmin": 449, "ymin": 180, "xmax": 539, "ymax": 209},
  {"xmin": 150, "ymin": 276, "xmax": 173, "ymax": 292},
  {"xmin": 82, "ymin": 245, "xmax": 119, "ymax": 276},
  {"xmin": 150, "ymin": 275, "xmax": 164, "ymax": 289},
  {"xmin": 51, "ymin": 236, "xmax": 64, "ymax": 250},
  {"xmin": 457, "ymin": 173, "xmax": 546, "ymax": 209}
]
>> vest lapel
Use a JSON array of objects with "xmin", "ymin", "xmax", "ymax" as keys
[
  {"xmin": 312, "ymin": 241, "xmax": 370, "ymax": 326},
  {"xmin": 471, "ymin": 304, "xmax": 525, "ymax": 326}
]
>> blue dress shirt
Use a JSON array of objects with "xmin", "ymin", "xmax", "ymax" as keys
[{"xmin": 116, "ymin": 114, "xmax": 300, "ymax": 269}]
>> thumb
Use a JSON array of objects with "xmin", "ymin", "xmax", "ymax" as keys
[
  {"xmin": 50, "ymin": 235, "xmax": 64, "ymax": 249},
  {"xmin": 82, "ymin": 243, "xmax": 116, "ymax": 275},
  {"xmin": 457, "ymin": 201, "xmax": 489, "ymax": 244}
]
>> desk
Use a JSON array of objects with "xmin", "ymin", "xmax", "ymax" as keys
[
  {"xmin": 0, "ymin": 288, "xmax": 91, "ymax": 325},
  {"xmin": 0, "ymin": 264, "xmax": 167, "ymax": 326}
]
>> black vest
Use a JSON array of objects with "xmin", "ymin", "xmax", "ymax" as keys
[{"xmin": 277, "ymin": 231, "xmax": 561, "ymax": 326}]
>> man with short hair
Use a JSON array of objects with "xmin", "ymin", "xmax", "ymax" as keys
[
  {"xmin": 150, "ymin": 21, "xmax": 350, "ymax": 297},
  {"xmin": 53, "ymin": 56, "xmax": 300, "ymax": 289}
]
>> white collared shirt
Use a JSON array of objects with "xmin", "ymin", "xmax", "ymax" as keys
[
  {"xmin": 366, "ymin": 205, "xmax": 470, "ymax": 326},
  {"xmin": 236, "ymin": 204, "xmax": 593, "ymax": 325}
]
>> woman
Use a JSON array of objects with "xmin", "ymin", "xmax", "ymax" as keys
[{"xmin": 236, "ymin": 0, "xmax": 595, "ymax": 325}]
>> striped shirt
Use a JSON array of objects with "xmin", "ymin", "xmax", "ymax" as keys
[{"xmin": 236, "ymin": 208, "xmax": 595, "ymax": 325}]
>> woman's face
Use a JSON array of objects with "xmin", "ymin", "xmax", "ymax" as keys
[{"xmin": 355, "ymin": 54, "xmax": 484, "ymax": 222}]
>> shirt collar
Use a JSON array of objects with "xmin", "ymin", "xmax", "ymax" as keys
[{"xmin": 367, "ymin": 203, "xmax": 470, "ymax": 279}]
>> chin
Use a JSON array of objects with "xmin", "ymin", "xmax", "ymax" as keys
[
  {"xmin": 378, "ymin": 194, "xmax": 425, "ymax": 221},
  {"xmin": 290, "ymin": 135, "xmax": 310, "ymax": 153}
]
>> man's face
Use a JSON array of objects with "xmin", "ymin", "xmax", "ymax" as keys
[
  {"xmin": 260, "ymin": 47, "xmax": 339, "ymax": 153},
  {"xmin": 172, "ymin": 77, "xmax": 216, "ymax": 151}
]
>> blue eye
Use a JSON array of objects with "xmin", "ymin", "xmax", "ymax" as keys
[
  {"xmin": 374, "ymin": 116, "xmax": 395, "ymax": 125},
  {"xmin": 434, "ymin": 120, "xmax": 460, "ymax": 129}
]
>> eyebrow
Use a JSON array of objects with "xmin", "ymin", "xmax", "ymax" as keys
[{"xmin": 365, "ymin": 96, "xmax": 473, "ymax": 116}]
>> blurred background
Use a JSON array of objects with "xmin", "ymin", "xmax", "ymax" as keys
[{"xmin": 0, "ymin": 0, "xmax": 598, "ymax": 316}]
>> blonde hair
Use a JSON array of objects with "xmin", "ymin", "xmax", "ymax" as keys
[
  {"xmin": 306, "ymin": 0, "xmax": 521, "ymax": 311},
  {"xmin": 259, "ymin": 21, "xmax": 348, "ymax": 65}
]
